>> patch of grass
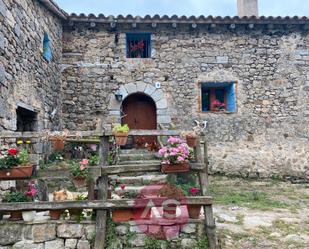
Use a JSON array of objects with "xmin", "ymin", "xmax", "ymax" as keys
[
  {"xmin": 209, "ymin": 187, "xmax": 289, "ymax": 210},
  {"xmin": 194, "ymin": 237, "xmax": 209, "ymax": 249},
  {"xmin": 235, "ymin": 213, "xmax": 245, "ymax": 225}
]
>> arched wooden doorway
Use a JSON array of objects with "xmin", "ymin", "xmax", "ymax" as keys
[{"xmin": 121, "ymin": 93, "xmax": 157, "ymax": 148}]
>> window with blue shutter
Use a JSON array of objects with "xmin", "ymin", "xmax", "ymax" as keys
[
  {"xmin": 126, "ymin": 33, "xmax": 151, "ymax": 58},
  {"xmin": 201, "ymin": 82, "xmax": 236, "ymax": 113},
  {"xmin": 43, "ymin": 32, "xmax": 51, "ymax": 62}
]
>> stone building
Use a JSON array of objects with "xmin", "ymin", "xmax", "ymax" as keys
[{"xmin": 1, "ymin": 0, "xmax": 308, "ymax": 178}]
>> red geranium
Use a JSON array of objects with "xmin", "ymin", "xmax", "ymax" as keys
[
  {"xmin": 189, "ymin": 187, "xmax": 200, "ymax": 196},
  {"xmin": 7, "ymin": 148, "xmax": 18, "ymax": 156}
]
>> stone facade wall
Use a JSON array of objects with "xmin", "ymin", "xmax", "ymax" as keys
[
  {"xmin": 61, "ymin": 24, "xmax": 309, "ymax": 178},
  {"xmin": 0, "ymin": 220, "xmax": 204, "ymax": 249},
  {"xmin": 0, "ymin": 220, "xmax": 94, "ymax": 249},
  {"xmin": 0, "ymin": 0, "xmax": 63, "ymax": 131}
]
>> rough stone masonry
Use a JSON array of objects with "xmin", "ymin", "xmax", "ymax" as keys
[{"xmin": 0, "ymin": 0, "xmax": 309, "ymax": 178}]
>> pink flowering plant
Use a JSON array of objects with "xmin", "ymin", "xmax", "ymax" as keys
[
  {"xmin": 25, "ymin": 181, "xmax": 38, "ymax": 201},
  {"xmin": 158, "ymin": 136, "xmax": 190, "ymax": 165},
  {"xmin": 70, "ymin": 159, "xmax": 89, "ymax": 178}
]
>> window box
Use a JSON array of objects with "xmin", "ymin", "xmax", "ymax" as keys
[
  {"xmin": 126, "ymin": 33, "xmax": 151, "ymax": 58},
  {"xmin": 200, "ymin": 82, "xmax": 236, "ymax": 113}
]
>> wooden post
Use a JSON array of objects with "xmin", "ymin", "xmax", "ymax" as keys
[
  {"xmin": 94, "ymin": 135, "xmax": 109, "ymax": 249},
  {"xmin": 196, "ymin": 135, "xmax": 218, "ymax": 249}
]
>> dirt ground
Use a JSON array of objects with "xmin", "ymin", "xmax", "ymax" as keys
[{"xmin": 208, "ymin": 176, "xmax": 309, "ymax": 249}]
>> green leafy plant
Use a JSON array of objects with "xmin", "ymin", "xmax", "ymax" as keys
[
  {"xmin": 47, "ymin": 152, "xmax": 64, "ymax": 163},
  {"xmin": 2, "ymin": 191, "xmax": 31, "ymax": 202},
  {"xmin": 144, "ymin": 236, "xmax": 163, "ymax": 249},
  {"xmin": 89, "ymin": 154, "xmax": 99, "ymax": 166},
  {"xmin": 194, "ymin": 237, "xmax": 209, "ymax": 249},
  {"xmin": 70, "ymin": 159, "xmax": 89, "ymax": 178},
  {"xmin": 18, "ymin": 148, "xmax": 29, "ymax": 165},
  {"xmin": 112, "ymin": 124, "xmax": 129, "ymax": 134}
]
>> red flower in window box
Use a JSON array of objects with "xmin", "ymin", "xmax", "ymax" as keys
[
  {"xmin": 7, "ymin": 148, "xmax": 18, "ymax": 156},
  {"xmin": 212, "ymin": 100, "xmax": 225, "ymax": 111}
]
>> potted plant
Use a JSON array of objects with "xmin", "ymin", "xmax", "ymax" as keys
[
  {"xmin": 181, "ymin": 131, "xmax": 198, "ymax": 148},
  {"xmin": 158, "ymin": 137, "xmax": 190, "ymax": 173},
  {"xmin": 187, "ymin": 187, "xmax": 202, "ymax": 219},
  {"xmin": 157, "ymin": 184, "xmax": 185, "ymax": 219},
  {"xmin": 2, "ymin": 191, "xmax": 31, "ymax": 220},
  {"xmin": 112, "ymin": 184, "xmax": 134, "ymax": 222},
  {"xmin": 212, "ymin": 99, "xmax": 225, "ymax": 112},
  {"xmin": 22, "ymin": 181, "xmax": 37, "ymax": 222},
  {"xmin": 47, "ymin": 130, "xmax": 69, "ymax": 151},
  {"xmin": 0, "ymin": 147, "xmax": 33, "ymax": 179},
  {"xmin": 69, "ymin": 194, "xmax": 86, "ymax": 221},
  {"xmin": 112, "ymin": 124, "xmax": 129, "ymax": 146},
  {"xmin": 70, "ymin": 159, "xmax": 89, "ymax": 188}
]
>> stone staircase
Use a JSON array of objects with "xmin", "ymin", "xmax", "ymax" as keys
[{"xmin": 110, "ymin": 149, "xmax": 168, "ymax": 197}]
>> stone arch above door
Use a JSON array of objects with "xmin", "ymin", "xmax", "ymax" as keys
[{"xmin": 108, "ymin": 82, "xmax": 171, "ymax": 127}]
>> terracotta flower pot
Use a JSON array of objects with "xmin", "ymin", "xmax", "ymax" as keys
[
  {"xmin": 161, "ymin": 162, "xmax": 190, "ymax": 173},
  {"xmin": 0, "ymin": 165, "xmax": 34, "ymax": 180},
  {"xmin": 49, "ymin": 209, "xmax": 64, "ymax": 220},
  {"xmin": 52, "ymin": 139, "xmax": 65, "ymax": 151},
  {"xmin": 186, "ymin": 136, "xmax": 198, "ymax": 148},
  {"xmin": 72, "ymin": 176, "xmax": 86, "ymax": 188},
  {"xmin": 114, "ymin": 133, "xmax": 128, "ymax": 146},
  {"xmin": 133, "ymin": 207, "xmax": 151, "ymax": 220},
  {"xmin": 10, "ymin": 211, "xmax": 23, "ymax": 221},
  {"xmin": 163, "ymin": 203, "xmax": 177, "ymax": 219},
  {"xmin": 112, "ymin": 209, "xmax": 134, "ymax": 222},
  {"xmin": 187, "ymin": 204, "xmax": 202, "ymax": 219}
]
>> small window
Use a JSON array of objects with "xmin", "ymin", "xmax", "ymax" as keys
[
  {"xmin": 126, "ymin": 33, "xmax": 151, "ymax": 58},
  {"xmin": 16, "ymin": 107, "xmax": 38, "ymax": 132},
  {"xmin": 201, "ymin": 82, "xmax": 236, "ymax": 112},
  {"xmin": 43, "ymin": 32, "xmax": 51, "ymax": 62}
]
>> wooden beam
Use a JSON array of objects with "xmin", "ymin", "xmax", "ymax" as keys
[
  {"xmin": 36, "ymin": 167, "xmax": 101, "ymax": 179},
  {"xmin": 101, "ymin": 163, "xmax": 205, "ymax": 175},
  {"xmin": 0, "ymin": 197, "xmax": 213, "ymax": 211}
]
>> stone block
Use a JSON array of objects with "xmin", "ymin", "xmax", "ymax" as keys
[
  {"xmin": 77, "ymin": 240, "xmax": 90, "ymax": 249},
  {"xmin": 156, "ymin": 99, "xmax": 168, "ymax": 109},
  {"xmin": 118, "ymin": 85, "xmax": 128, "ymax": 99},
  {"xmin": 108, "ymin": 95, "xmax": 121, "ymax": 111},
  {"xmin": 0, "ymin": 63, "xmax": 6, "ymax": 84},
  {"xmin": 157, "ymin": 115, "xmax": 171, "ymax": 124},
  {"xmin": 84, "ymin": 225, "xmax": 95, "ymax": 240},
  {"xmin": 144, "ymin": 84, "xmax": 156, "ymax": 96},
  {"xmin": 32, "ymin": 224, "xmax": 56, "ymax": 243},
  {"xmin": 129, "ymin": 234, "xmax": 146, "ymax": 247},
  {"xmin": 136, "ymin": 82, "xmax": 147, "ymax": 92},
  {"xmin": 0, "ymin": 0, "xmax": 7, "ymax": 17},
  {"xmin": 115, "ymin": 225, "xmax": 128, "ymax": 235},
  {"xmin": 151, "ymin": 89, "xmax": 164, "ymax": 102},
  {"xmin": 148, "ymin": 225, "xmax": 161, "ymax": 236},
  {"xmin": 216, "ymin": 56, "xmax": 229, "ymax": 64},
  {"xmin": 163, "ymin": 225, "xmax": 179, "ymax": 240},
  {"xmin": 125, "ymin": 83, "xmax": 137, "ymax": 94},
  {"xmin": 181, "ymin": 238, "xmax": 196, "ymax": 248},
  {"xmin": 0, "ymin": 224, "xmax": 23, "ymax": 245},
  {"xmin": 13, "ymin": 241, "xmax": 44, "ymax": 249},
  {"xmin": 180, "ymin": 224, "xmax": 196, "ymax": 234},
  {"xmin": 45, "ymin": 239, "xmax": 64, "ymax": 249},
  {"xmin": 65, "ymin": 239, "xmax": 77, "ymax": 249},
  {"xmin": 57, "ymin": 224, "xmax": 83, "ymax": 238},
  {"xmin": 130, "ymin": 225, "xmax": 148, "ymax": 234}
]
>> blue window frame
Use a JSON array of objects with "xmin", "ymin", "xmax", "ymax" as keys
[
  {"xmin": 201, "ymin": 82, "xmax": 236, "ymax": 112},
  {"xmin": 43, "ymin": 32, "xmax": 51, "ymax": 62},
  {"xmin": 126, "ymin": 33, "xmax": 151, "ymax": 58}
]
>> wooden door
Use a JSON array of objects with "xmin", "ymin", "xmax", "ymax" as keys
[{"xmin": 122, "ymin": 94, "xmax": 157, "ymax": 148}]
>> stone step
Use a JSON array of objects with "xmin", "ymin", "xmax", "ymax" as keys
[
  {"xmin": 118, "ymin": 153, "xmax": 159, "ymax": 162},
  {"xmin": 118, "ymin": 160, "xmax": 161, "ymax": 165},
  {"xmin": 110, "ymin": 174, "xmax": 168, "ymax": 185},
  {"xmin": 119, "ymin": 149, "xmax": 152, "ymax": 155},
  {"xmin": 114, "ymin": 185, "xmax": 163, "ymax": 197}
]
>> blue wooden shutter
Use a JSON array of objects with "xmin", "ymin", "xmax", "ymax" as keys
[
  {"xmin": 43, "ymin": 33, "xmax": 51, "ymax": 62},
  {"xmin": 226, "ymin": 84, "xmax": 236, "ymax": 112}
]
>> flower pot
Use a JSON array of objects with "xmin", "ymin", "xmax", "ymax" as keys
[
  {"xmin": 163, "ymin": 203, "xmax": 177, "ymax": 219},
  {"xmin": 22, "ymin": 211, "xmax": 36, "ymax": 222},
  {"xmin": 114, "ymin": 133, "xmax": 128, "ymax": 146},
  {"xmin": 10, "ymin": 211, "xmax": 23, "ymax": 221},
  {"xmin": 72, "ymin": 176, "xmax": 86, "ymax": 188},
  {"xmin": 187, "ymin": 204, "xmax": 202, "ymax": 219},
  {"xmin": 186, "ymin": 136, "xmax": 198, "ymax": 148},
  {"xmin": 112, "ymin": 209, "xmax": 134, "ymax": 222},
  {"xmin": 161, "ymin": 162, "xmax": 190, "ymax": 173},
  {"xmin": 49, "ymin": 209, "xmax": 64, "ymax": 220},
  {"xmin": 0, "ymin": 165, "xmax": 34, "ymax": 180},
  {"xmin": 133, "ymin": 207, "xmax": 151, "ymax": 220},
  {"xmin": 52, "ymin": 139, "xmax": 65, "ymax": 151}
]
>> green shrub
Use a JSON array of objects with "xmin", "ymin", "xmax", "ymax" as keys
[{"xmin": 112, "ymin": 124, "xmax": 129, "ymax": 133}]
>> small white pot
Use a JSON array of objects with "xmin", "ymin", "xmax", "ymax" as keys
[{"xmin": 22, "ymin": 211, "xmax": 36, "ymax": 222}]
